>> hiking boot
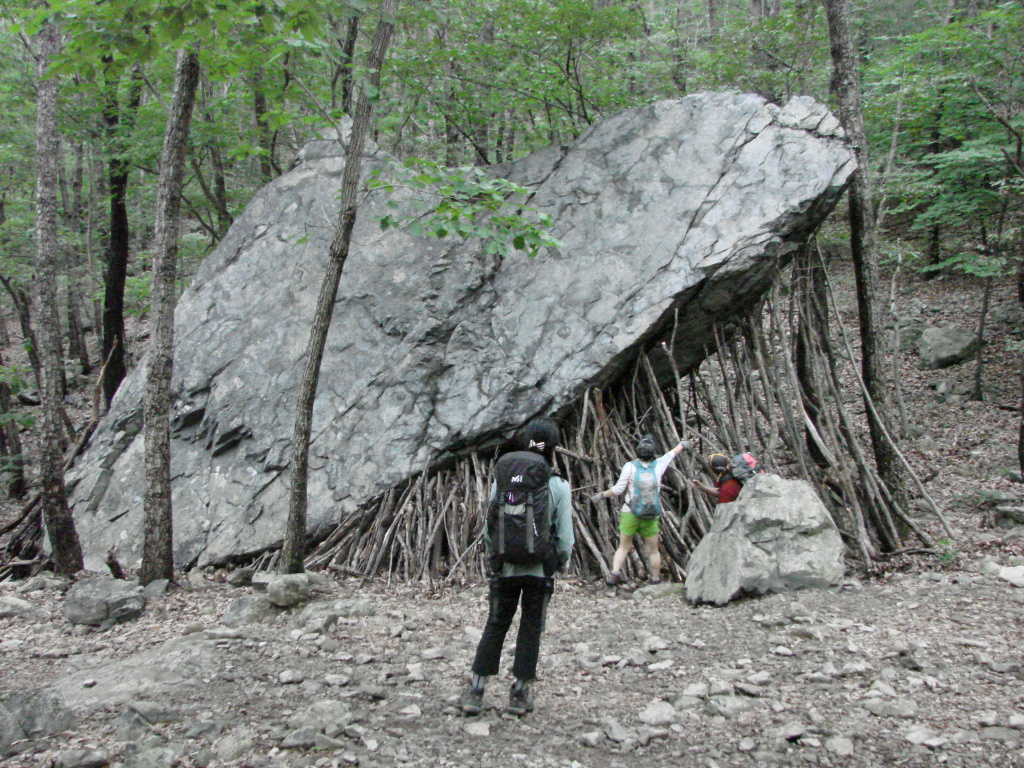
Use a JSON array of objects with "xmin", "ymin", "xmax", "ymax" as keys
[
  {"xmin": 507, "ymin": 684, "xmax": 534, "ymax": 716},
  {"xmin": 605, "ymin": 572, "xmax": 622, "ymax": 587},
  {"xmin": 458, "ymin": 686, "xmax": 484, "ymax": 715}
]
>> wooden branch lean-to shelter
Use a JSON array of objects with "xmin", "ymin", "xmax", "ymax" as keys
[{"xmin": 296, "ymin": 243, "xmax": 944, "ymax": 584}]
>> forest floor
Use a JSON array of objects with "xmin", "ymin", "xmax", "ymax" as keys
[{"xmin": 1, "ymin": 265, "xmax": 1024, "ymax": 768}]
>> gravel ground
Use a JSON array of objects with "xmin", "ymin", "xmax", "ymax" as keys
[{"xmin": 2, "ymin": 544, "xmax": 1024, "ymax": 768}]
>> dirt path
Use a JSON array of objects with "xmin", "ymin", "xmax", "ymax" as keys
[{"xmin": 3, "ymin": 542, "xmax": 1024, "ymax": 768}]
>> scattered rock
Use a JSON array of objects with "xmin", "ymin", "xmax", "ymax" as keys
[
  {"xmin": 140, "ymin": 580, "xmax": 169, "ymax": 599},
  {"xmin": 916, "ymin": 325, "xmax": 981, "ymax": 369},
  {"xmin": 280, "ymin": 727, "xmax": 319, "ymax": 749},
  {"xmin": 62, "ymin": 578, "xmax": 145, "ymax": 627},
  {"xmin": 997, "ymin": 566, "xmax": 1024, "ymax": 588},
  {"xmin": 0, "ymin": 689, "xmax": 76, "ymax": 751},
  {"xmin": 0, "ymin": 597, "xmax": 39, "ymax": 619},
  {"xmin": 212, "ymin": 727, "xmax": 256, "ymax": 762},
  {"xmin": 580, "ymin": 730, "xmax": 603, "ymax": 747},
  {"xmin": 226, "ymin": 568, "xmax": 254, "ymax": 587},
  {"xmin": 769, "ymin": 721, "xmax": 806, "ymax": 741},
  {"xmin": 265, "ymin": 574, "xmax": 314, "ymax": 608},
  {"xmin": 464, "ymin": 722, "xmax": 489, "ymax": 737},
  {"xmin": 639, "ymin": 700, "xmax": 676, "ymax": 727},
  {"xmin": 705, "ymin": 696, "xmax": 752, "ymax": 719},
  {"xmin": 54, "ymin": 749, "xmax": 109, "ymax": 768},
  {"xmin": 0, "ymin": 702, "xmax": 28, "ymax": 756},
  {"xmin": 863, "ymin": 698, "xmax": 919, "ymax": 719},
  {"xmin": 824, "ymin": 736, "xmax": 854, "ymax": 755},
  {"xmin": 603, "ymin": 718, "xmax": 635, "ymax": 744}
]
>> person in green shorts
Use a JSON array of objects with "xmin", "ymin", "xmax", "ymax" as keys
[{"xmin": 591, "ymin": 435, "xmax": 690, "ymax": 586}]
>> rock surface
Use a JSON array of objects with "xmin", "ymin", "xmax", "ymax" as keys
[
  {"xmin": 916, "ymin": 325, "xmax": 981, "ymax": 369},
  {"xmin": 685, "ymin": 474, "xmax": 845, "ymax": 605},
  {"xmin": 0, "ymin": 689, "xmax": 76, "ymax": 756},
  {"xmin": 65, "ymin": 93, "xmax": 854, "ymax": 570},
  {"xmin": 62, "ymin": 578, "xmax": 146, "ymax": 627}
]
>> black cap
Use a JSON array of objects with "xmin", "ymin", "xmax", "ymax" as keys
[{"xmin": 636, "ymin": 435, "xmax": 657, "ymax": 461}]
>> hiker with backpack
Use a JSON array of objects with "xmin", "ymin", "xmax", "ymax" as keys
[
  {"xmin": 691, "ymin": 452, "xmax": 762, "ymax": 504},
  {"xmin": 458, "ymin": 417, "xmax": 574, "ymax": 717},
  {"xmin": 590, "ymin": 435, "xmax": 690, "ymax": 587}
]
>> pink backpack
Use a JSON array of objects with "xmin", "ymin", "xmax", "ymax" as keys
[{"xmin": 728, "ymin": 453, "xmax": 763, "ymax": 484}]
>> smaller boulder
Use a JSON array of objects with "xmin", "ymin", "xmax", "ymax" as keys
[
  {"xmin": 55, "ymin": 748, "xmax": 109, "ymax": 768},
  {"xmin": 219, "ymin": 595, "xmax": 281, "ymax": 627},
  {"xmin": 264, "ymin": 571, "xmax": 329, "ymax": 608},
  {"xmin": 0, "ymin": 596, "xmax": 39, "ymax": 619},
  {"xmin": 916, "ymin": 326, "xmax": 981, "ymax": 369},
  {"xmin": 265, "ymin": 574, "xmax": 312, "ymax": 608},
  {"xmin": 0, "ymin": 702, "xmax": 28, "ymax": 757},
  {"xmin": 685, "ymin": 474, "xmax": 844, "ymax": 606},
  {"xmin": 1, "ymin": 689, "xmax": 76, "ymax": 755},
  {"xmin": 63, "ymin": 578, "xmax": 145, "ymax": 626},
  {"xmin": 226, "ymin": 568, "xmax": 254, "ymax": 587}
]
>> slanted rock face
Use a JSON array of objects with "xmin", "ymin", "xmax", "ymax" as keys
[
  {"xmin": 685, "ymin": 474, "xmax": 845, "ymax": 605},
  {"xmin": 66, "ymin": 93, "xmax": 855, "ymax": 570}
]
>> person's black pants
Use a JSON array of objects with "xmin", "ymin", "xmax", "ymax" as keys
[{"xmin": 471, "ymin": 575, "xmax": 553, "ymax": 682}]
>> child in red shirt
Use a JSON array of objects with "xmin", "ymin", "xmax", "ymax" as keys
[{"xmin": 691, "ymin": 453, "xmax": 742, "ymax": 504}]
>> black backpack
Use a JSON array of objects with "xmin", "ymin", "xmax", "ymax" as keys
[{"xmin": 487, "ymin": 450, "xmax": 553, "ymax": 567}]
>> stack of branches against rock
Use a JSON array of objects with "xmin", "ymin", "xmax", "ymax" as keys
[{"xmin": 300, "ymin": 243, "xmax": 949, "ymax": 583}]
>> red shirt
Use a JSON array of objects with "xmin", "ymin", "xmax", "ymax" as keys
[{"xmin": 716, "ymin": 477, "xmax": 742, "ymax": 504}]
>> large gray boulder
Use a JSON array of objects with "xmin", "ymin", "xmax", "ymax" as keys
[
  {"xmin": 65, "ymin": 93, "xmax": 854, "ymax": 570},
  {"xmin": 916, "ymin": 325, "xmax": 981, "ymax": 369},
  {"xmin": 685, "ymin": 474, "xmax": 844, "ymax": 605}
]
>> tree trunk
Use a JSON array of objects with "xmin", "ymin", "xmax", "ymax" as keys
[
  {"xmin": 0, "ymin": 196, "xmax": 7, "ymax": 349},
  {"xmin": 66, "ymin": 141, "xmax": 91, "ymax": 375},
  {"xmin": 0, "ymin": 277, "xmax": 42, "ymax": 390},
  {"xmin": 192, "ymin": 87, "xmax": 234, "ymax": 242},
  {"xmin": 101, "ymin": 65, "xmax": 142, "ymax": 407},
  {"xmin": 1019, "ymin": 347, "xmax": 1024, "ymax": 478},
  {"xmin": 0, "ymin": 349, "xmax": 26, "ymax": 499},
  {"xmin": 251, "ymin": 67, "xmax": 276, "ymax": 182},
  {"xmin": 34, "ymin": 20, "xmax": 83, "ymax": 577},
  {"xmin": 707, "ymin": 0, "xmax": 721, "ymax": 35},
  {"xmin": 472, "ymin": 22, "xmax": 494, "ymax": 166},
  {"xmin": 924, "ymin": 101, "xmax": 944, "ymax": 276},
  {"xmin": 140, "ymin": 49, "xmax": 201, "ymax": 586},
  {"xmin": 281, "ymin": 0, "xmax": 396, "ymax": 574},
  {"xmin": 86, "ymin": 142, "xmax": 106, "ymax": 338},
  {"xmin": 337, "ymin": 13, "xmax": 360, "ymax": 115},
  {"xmin": 65, "ymin": 287, "xmax": 90, "ymax": 374},
  {"xmin": 970, "ymin": 275, "xmax": 992, "ymax": 401},
  {"xmin": 822, "ymin": 0, "xmax": 908, "ymax": 543}
]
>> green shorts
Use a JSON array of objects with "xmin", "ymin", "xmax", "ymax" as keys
[{"xmin": 619, "ymin": 510, "xmax": 660, "ymax": 538}]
